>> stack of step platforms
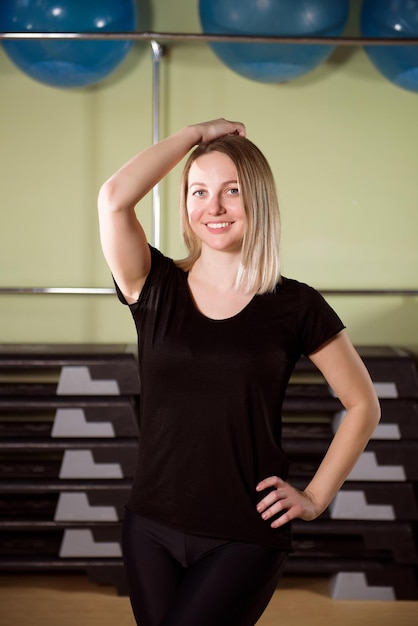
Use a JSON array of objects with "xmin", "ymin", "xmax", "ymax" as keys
[
  {"xmin": 283, "ymin": 346, "xmax": 418, "ymax": 600},
  {"xmin": 1, "ymin": 344, "xmax": 417, "ymax": 599},
  {"xmin": 0, "ymin": 344, "xmax": 140, "ymax": 594}
]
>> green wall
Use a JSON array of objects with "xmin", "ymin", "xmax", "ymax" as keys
[{"xmin": 1, "ymin": 1, "xmax": 417, "ymax": 353}]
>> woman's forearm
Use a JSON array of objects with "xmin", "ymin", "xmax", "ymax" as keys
[
  {"xmin": 303, "ymin": 402, "xmax": 380, "ymax": 515},
  {"xmin": 99, "ymin": 125, "xmax": 202, "ymax": 214},
  {"xmin": 98, "ymin": 118, "xmax": 246, "ymax": 215}
]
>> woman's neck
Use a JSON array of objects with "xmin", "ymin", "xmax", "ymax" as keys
[
  {"xmin": 190, "ymin": 249, "xmax": 242, "ymax": 292},
  {"xmin": 187, "ymin": 257, "xmax": 256, "ymax": 320}
]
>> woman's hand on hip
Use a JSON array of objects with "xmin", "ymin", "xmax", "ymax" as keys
[{"xmin": 256, "ymin": 476, "xmax": 323, "ymax": 529}]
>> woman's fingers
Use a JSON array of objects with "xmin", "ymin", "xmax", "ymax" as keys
[
  {"xmin": 256, "ymin": 476, "xmax": 317, "ymax": 528},
  {"xmin": 193, "ymin": 118, "xmax": 247, "ymax": 143},
  {"xmin": 209, "ymin": 118, "xmax": 246, "ymax": 139},
  {"xmin": 256, "ymin": 477, "xmax": 290, "ymax": 524},
  {"xmin": 256, "ymin": 475, "xmax": 284, "ymax": 494}
]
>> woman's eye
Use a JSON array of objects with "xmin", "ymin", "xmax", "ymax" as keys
[
  {"xmin": 193, "ymin": 190, "xmax": 205, "ymax": 197},
  {"xmin": 228, "ymin": 187, "xmax": 239, "ymax": 195}
]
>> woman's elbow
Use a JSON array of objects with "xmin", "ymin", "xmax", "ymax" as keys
[
  {"xmin": 98, "ymin": 179, "xmax": 124, "ymax": 215},
  {"xmin": 364, "ymin": 390, "xmax": 381, "ymax": 434},
  {"xmin": 98, "ymin": 181, "xmax": 112, "ymax": 212},
  {"xmin": 371, "ymin": 394, "xmax": 381, "ymax": 426}
]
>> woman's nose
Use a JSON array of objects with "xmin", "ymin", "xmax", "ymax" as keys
[{"xmin": 208, "ymin": 195, "xmax": 226, "ymax": 215}]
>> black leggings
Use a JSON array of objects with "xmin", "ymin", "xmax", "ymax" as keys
[{"xmin": 122, "ymin": 509, "xmax": 288, "ymax": 626}]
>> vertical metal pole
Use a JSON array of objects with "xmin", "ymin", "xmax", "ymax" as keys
[{"xmin": 151, "ymin": 40, "xmax": 164, "ymax": 249}]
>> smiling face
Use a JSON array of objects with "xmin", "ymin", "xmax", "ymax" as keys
[
  {"xmin": 179, "ymin": 134, "xmax": 281, "ymax": 293},
  {"xmin": 186, "ymin": 151, "xmax": 247, "ymax": 255}
]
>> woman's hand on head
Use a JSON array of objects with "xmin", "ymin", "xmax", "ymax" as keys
[
  {"xmin": 189, "ymin": 118, "xmax": 246, "ymax": 144},
  {"xmin": 256, "ymin": 476, "xmax": 323, "ymax": 529}
]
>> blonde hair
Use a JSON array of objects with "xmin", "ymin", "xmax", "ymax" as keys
[{"xmin": 176, "ymin": 135, "xmax": 281, "ymax": 294}]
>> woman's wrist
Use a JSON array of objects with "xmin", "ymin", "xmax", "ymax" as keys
[{"xmin": 182, "ymin": 123, "xmax": 205, "ymax": 147}]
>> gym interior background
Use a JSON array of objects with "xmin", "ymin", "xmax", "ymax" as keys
[
  {"xmin": 1, "ymin": 0, "xmax": 417, "ymax": 352},
  {"xmin": 0, "ymin": 0, "xmax": 418, "ymax": 618}
]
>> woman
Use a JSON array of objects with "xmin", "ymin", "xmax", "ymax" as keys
[{"xmin": 98, "ymin": 118, "xmax": 380, "ymax": 626}]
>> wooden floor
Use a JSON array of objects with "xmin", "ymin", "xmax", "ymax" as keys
[{"xmin": 0, "ymin": 574, "xmax": 417, "ymax": 626}]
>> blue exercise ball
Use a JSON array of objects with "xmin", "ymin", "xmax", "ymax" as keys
[
  {"xmin": 0, "ymin": 0, "xmax": 137, "ymax": 88},
  {"xmin": 199, "ymin": 0, "xmax": 350, "ymax": 83},
  {"xmin": 361, "ymin": 0, "xmax": 418, "ymax": 93}
]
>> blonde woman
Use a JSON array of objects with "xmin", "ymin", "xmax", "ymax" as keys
[{"xmin": 98, "ymin": 118, "xmax": 380, "ymax": 626}]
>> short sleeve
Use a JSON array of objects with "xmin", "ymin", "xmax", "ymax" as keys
[
  {"xmin": 112, "ymin": 245, "xmax": 168, "ymax": 310},
  {"xmin": 297, "ymin": 283, "xmax": 345, "ymax": 356},
  {"xmin": 113, "ymin": 278, "xmax": 129, "ymax": 305}
]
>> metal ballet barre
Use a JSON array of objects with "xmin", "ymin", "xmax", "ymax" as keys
[
  {"xmin": 0, "ymin": 32, "xmax": 418, "ymax": 45},
  {"xmin": 0, "ymin": 288, "xmax": 417, "ymax": 297}
]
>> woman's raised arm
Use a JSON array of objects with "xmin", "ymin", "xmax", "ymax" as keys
[{"xmin": 97, "ymin": 119, "xmax": 246, "ymax": 303}]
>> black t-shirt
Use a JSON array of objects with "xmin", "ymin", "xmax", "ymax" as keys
[{"xmin": 115, "ymin": 246, "xmax": 345, "ymax": 549}]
